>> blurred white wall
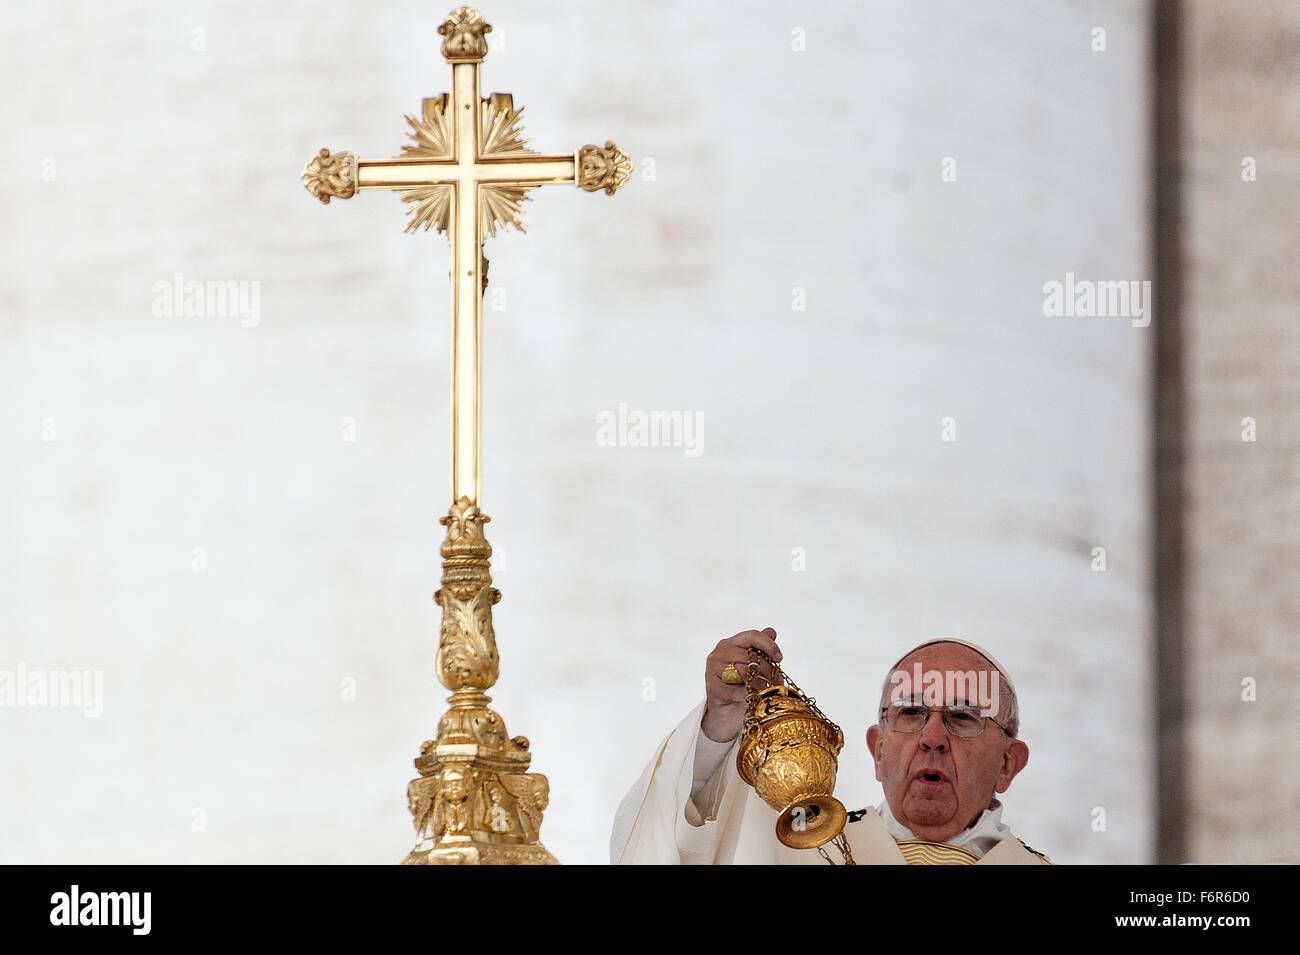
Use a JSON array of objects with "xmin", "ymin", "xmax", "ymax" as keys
[{"xmin": 0, "ymin": 0, "xmax": 1151, "ymax": 863}]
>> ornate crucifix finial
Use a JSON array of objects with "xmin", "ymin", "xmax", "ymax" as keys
[{"xmin": 439, "ymin": 6, "xmax": 492, "ymax": 61}]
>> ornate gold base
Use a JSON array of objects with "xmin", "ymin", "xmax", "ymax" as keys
[
  {"xmin": 402, "ymin": 841, "xmax": 559, "ymax": 865},
  {"xmin": 400, "ymin": 498, "xmax": 559, "ymax": 865}
]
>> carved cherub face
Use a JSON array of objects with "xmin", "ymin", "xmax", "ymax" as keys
[
  {"xmin": 444, "ymin": 501, "xmax": 485, "ymax": 541},
  {"xmin": 441, "ymin": 769, "xmax": 470, "ymax": 801}
]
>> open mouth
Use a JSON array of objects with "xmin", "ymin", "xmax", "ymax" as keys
[{"xmin": 915, "ymin": 770, "xmax": 948, "ymax": 783}]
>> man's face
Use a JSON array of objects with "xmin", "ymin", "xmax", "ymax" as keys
[{"xmin": 865, "ymin": 643, "xmax": 1030, "ymax": 842}]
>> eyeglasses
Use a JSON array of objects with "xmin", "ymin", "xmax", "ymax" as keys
[{"xmin": 881, "ymin": 702, "xmax": 1011, "ymax": 738}]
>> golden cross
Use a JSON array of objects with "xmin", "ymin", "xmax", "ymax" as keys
[
  {"xmin": 299, "ymin": 6, "xmax": 629, "ymax": 866},
  {"xmin": 302, "ymin": 6, "xmax": 630, "ymax": 505}
]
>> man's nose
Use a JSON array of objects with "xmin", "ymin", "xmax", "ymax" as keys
[{"xmin": 918, "ymin": 710, "xmax": 950, "ymax": 751}]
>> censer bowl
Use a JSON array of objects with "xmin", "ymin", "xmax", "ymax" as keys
[{"xmin": 736, "ymin": 685, "xmax": 847, "ymax": 850}]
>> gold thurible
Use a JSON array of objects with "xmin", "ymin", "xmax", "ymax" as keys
[{"xmin": 735, "ymin": 648, "xmax": 856, "ymax": 864}]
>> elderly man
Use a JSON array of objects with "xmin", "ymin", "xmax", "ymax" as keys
[{"xmin": 610, "ymin": 628, "xmax": 1050, "ymax": 864}]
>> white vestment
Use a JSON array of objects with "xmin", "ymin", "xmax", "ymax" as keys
[{"xmin": 611, "ymin": 699, "xmax": 1049, "ymax": 865}]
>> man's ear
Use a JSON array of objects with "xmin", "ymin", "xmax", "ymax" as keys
[
  {"xmin": 994, "ymin": 739, "xmax": 1030, "ymax": 794},
  {"xmin": 866, "ymin": 725, "xmax": 884, "ymax": 782}
]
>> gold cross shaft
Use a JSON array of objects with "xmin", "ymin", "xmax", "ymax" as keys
[{"xmin": 302, "ymin": 6, "xmax": 630, "ymax": 505}]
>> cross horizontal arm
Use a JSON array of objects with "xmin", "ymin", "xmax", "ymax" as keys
[
  {"xmin": 354, "ymin": 155, "xmax": 577, "ymax": 190},
  {"xmin": 302, "ymin": 141, "xmax": 631, "ymax": 204}
]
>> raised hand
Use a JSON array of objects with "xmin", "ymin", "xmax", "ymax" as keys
[{"xmin": 701, "ymin": 627, "xmax": 783, "ymax": 742}]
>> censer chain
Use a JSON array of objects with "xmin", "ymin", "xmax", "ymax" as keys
[
  {"xmin": 817, "ymin": 834, "xmax": 857, "ymax": 866},
  {"xmin": 743, "ymin": 646, "xmax": 842, "ymax": 736}
]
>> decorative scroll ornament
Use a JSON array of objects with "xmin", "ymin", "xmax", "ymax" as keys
[
  {"xmin": 301, "ymin": 148, "xmax": 356, "ymax": 204},
  {"xmin": 439, "ymin": 7, "xmax": 492, "ymax": 61},
  {"xmin": 577, "ymin": 141, "xmax": 633, "ymax": 196},
  {"xmin": 435, "ymin": 497, "xmax": 500, "ymax": 689},
  {"xmin": 736, "ymin": 648, "xmax": 856, "ymax": 864}
]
